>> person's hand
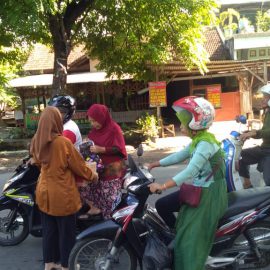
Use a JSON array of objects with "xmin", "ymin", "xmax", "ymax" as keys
[
  {"xmin": 76, "ymin": 180, "xmax": 89, "ymax": 188},
  {"xmin": 144, "ymin": 161, "xmax": 160, "ymax": 171},
  {"xmin": 239, "ymin": 130, "xmax": 256, "ymax": 142},
  {"xmin": 92, "ymin": 172, "xmax": 99, "ymax": 184},
  {"xmin": 90, "ymin": 145, "xmax": 104, "ymax": 153},
  {"xmin": 88, "ymin": 162, "xmax": 97, "ymax": 173},
  {"xmin": 143, "ymin": 163, "xmax": 151, "ymax": 171},
  {"xmin": 148, "ymin": 183, "xmax": 163, "ymax": 193}
]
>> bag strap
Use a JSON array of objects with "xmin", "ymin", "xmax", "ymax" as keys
[{"xmin": 205, "ymin": 158, "xmax": 224, "ymax": 182}]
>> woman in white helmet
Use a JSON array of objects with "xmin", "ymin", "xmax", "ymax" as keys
[
  {"xmin": 239, "ymin": 83, "xmax": 270, "ymax": 188},
  {"xmin": 147, "ymin": 96, "xmax": 227, "ymax": 270}
]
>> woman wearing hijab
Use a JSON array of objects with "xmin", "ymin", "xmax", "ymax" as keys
[
  {"xmin": 30, "ymin": 106, "xmax": 98, "ymax": 270},
  {"xmin": 79, "ymin": 104, "xmax": 127, "ymax": 219},
  {"xmin": 147, "ymin": 96, "xmax": 227, "ymax": 270}
]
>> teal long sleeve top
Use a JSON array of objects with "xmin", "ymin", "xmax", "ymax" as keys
[{"xmin": 159, "ymin": 141, "xmax": 220, "ymax": 187}]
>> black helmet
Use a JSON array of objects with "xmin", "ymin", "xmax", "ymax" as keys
[{"xmin": 48, "ymin": 95, "xmax": 76, "ymax": 124}]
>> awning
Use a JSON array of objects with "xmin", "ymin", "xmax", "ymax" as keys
[{"xmin": 8, "ymin": 72, "xmax": 132, "ymax": 88}]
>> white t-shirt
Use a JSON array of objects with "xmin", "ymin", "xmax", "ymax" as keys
[{"xmin": 63, "ymin": 119, "xmax": 82, "ymax": 150}]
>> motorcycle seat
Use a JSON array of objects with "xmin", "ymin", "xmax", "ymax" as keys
[{"xmin": 222, "ymin": 187, "xmax": 270, "ymax": 220}]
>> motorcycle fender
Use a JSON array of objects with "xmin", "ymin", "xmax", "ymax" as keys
[
  {"xmin": 76, "ymin": 219, "xmax": 121, "ymax": 241},
  {"xmin": 0, "ymin": 195, "xmax": 14, "ymax": 206}
]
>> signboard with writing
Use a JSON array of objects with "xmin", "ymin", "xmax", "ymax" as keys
[
  {"xmin": 149, "ymin": 81, "xmax": 167, "ymax": 107},
  {"xmin": 207, "ymin": 85, "xmax": 221, "ymax": 108},
  {"xmin": 25, "ymin": 110, "xmax": 90, "ymax": 131}
]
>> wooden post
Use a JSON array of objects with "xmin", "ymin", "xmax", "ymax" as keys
[
  {"xmin": 189, "ymin": 79, "xmax": 194, "ymax": 95},
  {"xmin": 20, "ymin": 90, "xmax": 26, "ymax": 129},
  {"xmin": 155, "ymin": 71, "xmax": 163, "ymax": 137},
  {"xmin": 263, "ymin": 61, "xmax": 268, "ymax": 83},
  {"xmin": 42, "ymin": 88, "xmax": 47, "ymax": 108},
  {"xmin": 36, "ymin": 89, "xmax": 41, "ymax": 113},
  {"xmin": 101, "ymin": 83, "xmax": 105, "ymax": 105}
]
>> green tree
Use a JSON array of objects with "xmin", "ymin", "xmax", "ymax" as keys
[
  {"xmin": 0, "ymin": 0, "xmax": 218, "ymax": 95},
  {"xmin": 0, "ymin": 46, "xmax": 27, "ymax": 117},
  {"xmin": 219, "ymin": 8, "xmax": 240, "ymax": 35},
  {"xmin": 256, "ymin": 10, "xmax": 270, "ymax": 32}
]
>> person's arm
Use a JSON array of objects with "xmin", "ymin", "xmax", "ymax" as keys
[
  {"xmin": 147, "ymin": 145, "xmax": 190, "ymax": 171},
  {"xmin": 148, "ymin": 141, "xmax": 215, "ymax": 193},
  {"xmin": 255, "ymin": 112, "xmax": 270, "ymax": 139},
  {"xmin": 63, "ymin": 129, "xmax": 76, "ymax": 144},
  {"xmin": 241, "ymin": 112, "xmax": 270, "ymax": 141}
]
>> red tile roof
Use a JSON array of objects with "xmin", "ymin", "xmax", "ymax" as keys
[
  {"xmin": 23, "ymin": 28, "xmax": 230, "ymax": 73},
  {"xmin": 23, "ymin": 44, "xmax": 86, "ymax": 72},
  {"xmin": 204, "ymin": 27, "xmax": 231, "ymax": 60}
]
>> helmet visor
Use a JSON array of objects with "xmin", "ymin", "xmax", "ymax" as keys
[{"xmin": 175, "ymin": 110, "xmax": 192, "ymax": 129}]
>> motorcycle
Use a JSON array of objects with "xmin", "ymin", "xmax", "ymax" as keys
[
  {"xmin": 68, "ymin": 152, "xmax": 270, "ymax": 270},
  {"xmin": 222, "ymin": 115, "xmax": 247, "ymax": 192},
  {"xmin": 0, "ymin": 157, "xmax": 102, "ymax": 246}
]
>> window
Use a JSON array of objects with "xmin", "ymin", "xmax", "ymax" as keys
[
  {"xmin": 193, "ymin": 89, "xmax": 206, "ymax": 98},
  {"xmin": 259, "ymin": 49, "xmax": 266, "ymax": 57},
  {"xmin": 249, "ymin": 50, "xmax": 256, "ymax": 57}
]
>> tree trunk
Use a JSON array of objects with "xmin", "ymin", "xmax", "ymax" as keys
[
  {"xmin": 52, "ymin": 43, "xmax": 69, "ymax": 95},
  {"xmin": 48, "ymin": 0, "xmax": 94, "ymax": 96},
  {"xmin": 48, "ymin": 14, "xmax": 70, "ymax": 96}
]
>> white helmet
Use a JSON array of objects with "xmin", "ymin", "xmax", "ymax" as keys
[
  {"xmin": 172, "ymin": 96, "xmax": 215, "ymax": 130},
  {"xmin": 259, "ymin": 84, "xmax": 270, "ymax": 107},
  {"xmin": 260, "ymin": 84, "xmax": 270, "ymax": 95}
]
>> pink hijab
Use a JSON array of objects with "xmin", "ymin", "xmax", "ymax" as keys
[{"xmin": 87, "ymin": 104, "xmax": 127, "ymax": 161}]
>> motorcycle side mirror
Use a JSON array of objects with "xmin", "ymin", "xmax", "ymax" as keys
[
  {"xmin": 137, "ymin": 144, "xmax": 144, "ymax": 157},
  {"xmin": 235, "ymin": 115, "xmax": 247, "ymax": 124}
]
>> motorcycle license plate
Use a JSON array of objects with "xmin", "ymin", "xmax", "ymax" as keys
[{"xmin": 111, "ymin": 192, "xmax": 122, "ymax": 212}]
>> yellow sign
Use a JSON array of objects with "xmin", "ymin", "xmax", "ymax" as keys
[
  {"xmin": 207, "ymin": 85, "xmax": 221, "ymax": 108},
  {"xmin": 149, "ymin": 81, "xmax": 167, "ymax": 107}
]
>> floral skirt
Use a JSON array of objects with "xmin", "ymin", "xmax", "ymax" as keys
[{"xmin": 79, "ymin": 178, "xmax": 122, "ymax": 219}]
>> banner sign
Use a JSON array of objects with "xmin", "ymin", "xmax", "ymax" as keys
[
  {"xmin": 149, "ymin": 81, "xmax": 167, "ymax": 107},
  {"xmin": 207, "ymin": 85, "xmax": 221, "ymax": 108},
  {"xmin": 25, "ymin": 110, "xmax": 90, "ymax": 130}
]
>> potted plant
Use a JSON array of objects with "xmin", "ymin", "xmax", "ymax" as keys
[{"xmin": 136, "ymin": 113, "xmax": 160, "ymax": 142}]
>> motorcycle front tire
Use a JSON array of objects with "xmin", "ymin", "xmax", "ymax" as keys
[
  {"xmin": 0, "ymin": 204, "xmax": 29, "ymax": 246},
  {"xmin": 69, "ymin": 237, "xmax": 137, "ymax": 270}
]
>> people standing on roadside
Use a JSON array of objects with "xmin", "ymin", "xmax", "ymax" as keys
[
  {"xmin": 239, "ymin": 84, "xmax": 270, "ymax": 189},
  {"xmin": 30, "ymin": 106, "xmax": 98, "ymax": 270},
  {"xmin": 147, "ymin": 96, "xmax": 228, "ymax": 270},
  {"xmin": 78, "ymin": 104, "xmax": 127, "ymax": 219}
]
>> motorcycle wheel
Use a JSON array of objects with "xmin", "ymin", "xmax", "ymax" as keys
[
  {"xmin": 217, "ymin": 220, "xmax": 270, "ymax": 269},
  {"xmin": 0, "ymin": 204, "xmax": 29, "ymax": 246},
  {"xmin": 68, "ymin": 237, "xmax": 137, "ymax": 270}
]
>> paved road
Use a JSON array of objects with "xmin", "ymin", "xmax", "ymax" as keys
[{"xmin": 0, "ymin": 164, "xmax": 264, "ymax": 270}]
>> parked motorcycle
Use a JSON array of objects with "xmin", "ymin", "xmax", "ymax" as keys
[
  {"xmin": 222, "ymin": 115, "xmax": 247, "ymax": 192},
  {"xmin": 68, "ymin": 153, "xmax": 270, "ymax": 270},
  {"xmin": 0, "ymin": 158, "xmax": 102, "ymax": 246}
]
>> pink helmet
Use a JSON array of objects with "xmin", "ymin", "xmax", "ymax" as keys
[{"xmin": 172, "ymin": 96, "xmax": 215, "ymax": 130}]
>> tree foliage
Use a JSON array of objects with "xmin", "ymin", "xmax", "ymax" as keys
[
  {"xmin": 256, "ymin": 10, "xmax": 270, "ymax": 32},
  {"xmin": 219, "ymin": 8, "xmax": 240, "ymax": 31},
  {"xmin": 79, "ymin": 0, "xmax": 219, "ymax": 78},
  {"xmin": 0, "ymin": 0, "xmax": 219, "ymax": 93}
]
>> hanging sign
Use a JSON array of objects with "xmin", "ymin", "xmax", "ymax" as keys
[
  {"xmin": 207, "ymin": 85, "xmax": 221, "ymax": 108},
  {"xmin": 25, "ymin": 110, "xmax": 90, "ymax": 130},
  {"xmin": 149, "ymin": 81, "xmax": 167, "ymax": 107}
]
